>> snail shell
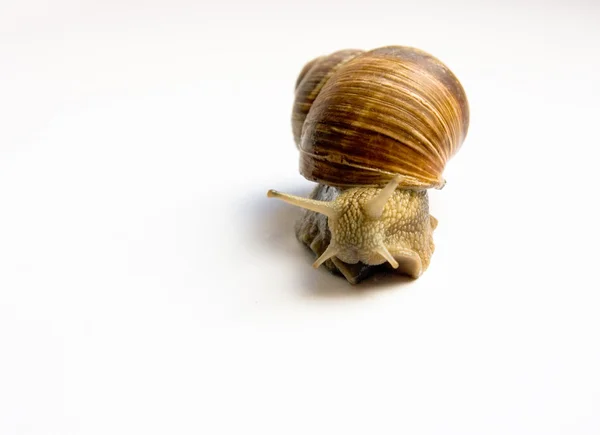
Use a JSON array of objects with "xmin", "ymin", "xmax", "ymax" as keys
[{"xmin": 292, "ymin": 46, "xmax": 469, "ymax": 188}]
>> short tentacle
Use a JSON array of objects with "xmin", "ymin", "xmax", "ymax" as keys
[
  {"xmin": 375, "ymin": 245, "xmax": 399, "ymax": 269},
  {"xmin": 313, "ymin": 243, "xmax": 339, "ymax": 268}
]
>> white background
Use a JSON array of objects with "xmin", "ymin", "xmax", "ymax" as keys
[{"xmin": 1, "ymin": 0, "xmax": 599, "ymax": 433}]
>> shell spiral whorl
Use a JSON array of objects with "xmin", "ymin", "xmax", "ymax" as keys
[
  {"xmin": 291, "ymin": 46, "xmax": 470, "ymax": 189},
  {"xmin": 292, "ymin": 49, "xmax": 365, "ymax": 147}
]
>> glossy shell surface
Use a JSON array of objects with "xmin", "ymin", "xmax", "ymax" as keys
[{"xmin": 292, "ymin": 46, "xmax": 469, "ymax": 188}]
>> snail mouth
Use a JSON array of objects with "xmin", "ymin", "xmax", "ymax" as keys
[
  {"xmin": 365, "ymin": 247, "xmax": 423, "ymax": 279},
  {"xmin": 334, "ymin": 246, "xmax": 423, "ymax": 279},
  {"xmin": 391, "ymin": 251, "xmax": 423, "ymax": 279},
  {"xmin": 329, "ymin": 248, "xmax": 423, "ymax": 283}
]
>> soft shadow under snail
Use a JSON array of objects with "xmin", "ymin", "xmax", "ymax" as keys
[{"xmin": 267, "ymin": 46, "xmax": 469, "ymax": 284}]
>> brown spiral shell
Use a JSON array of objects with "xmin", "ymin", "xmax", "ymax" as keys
[{"xmin": 291, "ymin": 46, "xmax": 470, "ymax": 189}]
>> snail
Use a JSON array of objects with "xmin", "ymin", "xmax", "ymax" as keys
[{"xmin": 267, "ymin": 46, "xmax": 469, "ymax": 284}]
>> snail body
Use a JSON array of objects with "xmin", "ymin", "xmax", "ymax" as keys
[{"xmin": 268, "ymin": 46, "xmax": 469, "ymax": 283}]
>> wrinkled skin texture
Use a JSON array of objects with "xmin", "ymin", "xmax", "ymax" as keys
[{"xmin": 295, "ymin": 184, "xmax": 437, "ymax": 284}]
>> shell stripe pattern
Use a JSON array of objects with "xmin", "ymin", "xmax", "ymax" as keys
[{"xmin": 292, "ymin": 46, "xmax": 469, "ymax": 189}]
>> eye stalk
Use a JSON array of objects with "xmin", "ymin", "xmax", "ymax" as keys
[
  {"xmin": 266, "ymin": 190, "xmax": 338, "ymax": 219},
  {"xmin": 363, "ymin": 175, "xmax": 404, "ymax": 219}
]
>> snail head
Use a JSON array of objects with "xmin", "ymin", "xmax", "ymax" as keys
[{"xmin": 267, "ymin": 175, "xmax": 431, "ymax": 278}]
